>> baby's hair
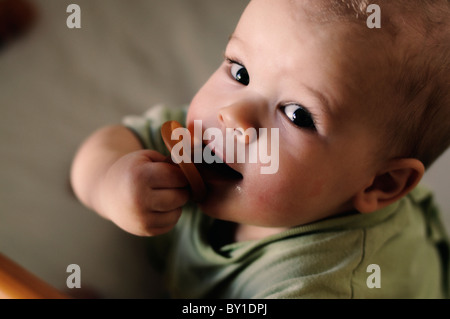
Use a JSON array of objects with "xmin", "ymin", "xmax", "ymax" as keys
[{"xmin": 305, "ymin": 0, "xmax": 450, "ymax": 168}]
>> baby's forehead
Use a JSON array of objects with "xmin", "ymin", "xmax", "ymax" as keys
[{"xmin": 238, "ymin": 0, "xmax": 419, "ymax": 105}]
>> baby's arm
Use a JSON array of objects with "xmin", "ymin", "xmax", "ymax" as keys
[{"xmin": 70, "ymin": 125, "xmax": 190, "ymax": 236}]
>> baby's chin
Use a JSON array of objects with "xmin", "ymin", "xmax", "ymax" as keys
[
  {"xmin": 197, "ymin": 178, "xmax": 244, "ymax": 219},
  {"xmin": 197, "ymin": 188, "xmax": 278, "ymax": 228}
]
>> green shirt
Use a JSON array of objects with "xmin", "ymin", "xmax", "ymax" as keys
[{"xmin": 123, "ymin": 105, "xmax": 450, "ymax": 299}]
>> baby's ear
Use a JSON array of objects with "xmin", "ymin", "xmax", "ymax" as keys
[{"xmin": 353, "ymin": 158, "xmax": 425, "ymax": 214}]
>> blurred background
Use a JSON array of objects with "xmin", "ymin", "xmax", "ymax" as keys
[
  {"xmin": 0, "ymin": 0, "xmax": 247, "ymax": 298},
  {"xmin": 0, "ymin": 0, "xmax": 448, "ymax": 298}
]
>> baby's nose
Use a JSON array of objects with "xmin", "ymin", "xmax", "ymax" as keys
[{"xmin": 218, "ymin": 101, "xmax": 261, "ymax": 144}]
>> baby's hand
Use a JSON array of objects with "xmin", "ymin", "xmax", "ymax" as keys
[{"xmin": 96, "ymin": 150, "xmax": 190, "ymax": 236}]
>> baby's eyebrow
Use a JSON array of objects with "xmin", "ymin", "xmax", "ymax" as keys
[
  {"xmin": 227, "ymin": 32, "xmax": 244, "ymax": 45},
  {"xmin": 303, "ymin": 84, "xmax": 333, "ymax": 118}
]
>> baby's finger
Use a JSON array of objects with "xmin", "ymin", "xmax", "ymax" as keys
[
  {"xmin": 149, "ymin": 188, "xmax": 190, "ymax": 212},
  {"xmin": 138, "ymin": 149, "xmax": 168, "ymax": 163},
  {"xmin": 146, "ymin": 207, "xmax": 183, "ymax": 229},
  {"xmin": 144, "ymin": 162, "xmax": 189, "ymax": 189}
]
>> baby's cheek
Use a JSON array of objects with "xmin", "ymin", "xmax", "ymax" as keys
[
  {"xmin": 251, "ymin": 176, "xmax": 295, "ymax": 216},
  {"xmin": 307, "ymin": 178, "xmax": 325, "ymax": 198},
  {"xmin": 249, "ymin": 171, "xmax": 327, "ymax": 225},
  {"xmin": 187, "ymin": 94, "xmax": 205, "ymax": 123}
]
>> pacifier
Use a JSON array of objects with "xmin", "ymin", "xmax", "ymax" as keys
[{"xmin": 161, "ymin": 121, "xmax": 206, "ymax": 202}]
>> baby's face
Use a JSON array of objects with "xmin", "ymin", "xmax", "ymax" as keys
[{"xmin": 187, "ymin": 0, "xmax": 384, "ymax": 228}]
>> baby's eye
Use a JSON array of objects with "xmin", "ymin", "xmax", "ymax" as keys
[
  {"xmin": 283, "ymin": 104, "xmax": 316, "ymax": 130},
  {"xmin": 230, "ymin": 62, "xmax": 250, "ymax": 86}
]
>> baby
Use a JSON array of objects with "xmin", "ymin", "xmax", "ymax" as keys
[{"xmin": 71, "ymin": 0, "xmax": 450, "ymax": 298}]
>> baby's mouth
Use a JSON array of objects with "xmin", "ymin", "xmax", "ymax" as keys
[{"xmin": 196, "ymin": 144, "xmax": 244, "ymax": 183}]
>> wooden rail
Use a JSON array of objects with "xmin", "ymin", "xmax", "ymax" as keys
[{"xmin": 0, "ymin": 253, "xmax": 69, "ymax": 299}]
